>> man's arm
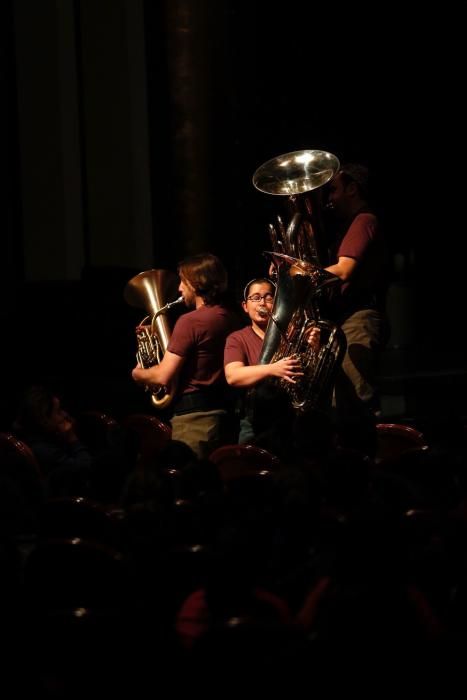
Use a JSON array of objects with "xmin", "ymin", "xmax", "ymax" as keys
[
  {"xmin": 132, "ymin": 350, "xmax": 185, "ymax": 389},
  {"xmin": 325, "ymin": 256, "xmax": 357, "ymax": 282},
  {"xmin": 225, "ymin": 361, "xmax": 274, "ymax": 387},
  {"xmin": 225, "ymin": 357, "xmax": 303, "ymax": 388}
]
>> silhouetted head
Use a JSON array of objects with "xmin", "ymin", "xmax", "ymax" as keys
[{"xmin": 14, "ymin": 385, "xmax": 68, "ymax": 436}]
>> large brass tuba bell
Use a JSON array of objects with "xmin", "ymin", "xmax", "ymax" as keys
[
  {"xmin": 124, "ymin": 269, "xmax": 183, "ymax": 409},
  {"xmin": 253, "ymin": 149, "xmax": 340, "ymax": 265},
  {"xmin": 252, "ymin": 149, "xmax": 346, "ymax": 413},
  {"xmin": 252, "ymin": 149, "xmax": 340, "ymax": 197}
]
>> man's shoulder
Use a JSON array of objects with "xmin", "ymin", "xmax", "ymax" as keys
[
  {"xmin": 347, "ymin": 211, "xmax": 382, "ymax": 240},
  {"xmin": 198, "ymin": 304, "xmax": 240, "ymax": 327},
  {"xmin": 354, "ymin": 210, "xmax": 379, "ymax": 225},
  {"xmin": 226, "ymin": 325, "xmax": 252, "ymax": 341}
]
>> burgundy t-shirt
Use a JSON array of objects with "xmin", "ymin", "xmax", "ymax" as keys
[
  {"xmin": 331, "ymin": 211, "xmax": 388, "ymax": 318},
  {"xmin": 224, "ymin": 325, "xmax": 263, "ymax": 367},
  {"xmin": 168, "ymin": 304, "xmax": 237, "ymax": 396}
]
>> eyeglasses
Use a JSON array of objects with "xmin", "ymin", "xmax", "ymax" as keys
[{"xmin": 246, "ymin": 293, "xmax": 274, "ymax": 303}]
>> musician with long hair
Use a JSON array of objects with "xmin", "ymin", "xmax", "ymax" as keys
[{"xmin": 132, "ymin": 253, "xmax": 238, "ymax": 459}]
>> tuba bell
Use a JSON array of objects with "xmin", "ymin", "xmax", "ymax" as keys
[
  {"xmin": 252, "ymin": 149, "xmax": 346, "ymax": 413},
  {"xmin": 124, "ymin": 269, "xmax": 184, "ymax": 409}
]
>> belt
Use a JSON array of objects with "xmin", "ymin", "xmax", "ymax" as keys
[{"xmin": 172, "ymin": 391, "xmax": 225, "ymax": 416}]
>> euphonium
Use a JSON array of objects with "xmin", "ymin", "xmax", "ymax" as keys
[
  {"xmin": 124, "ymin": 269, "xmax": 184, "ymax": 409},
  {"xmin": 252, "ymin": 149, "xmax": 347, "ymax": 413}
]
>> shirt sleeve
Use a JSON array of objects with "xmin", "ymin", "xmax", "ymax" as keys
[
  {"xmin": 167, "ymin": 313, "xmax": 196, "ymax": 357},
  {"xmin": 224, "ymin": 331, "xmax": 247, "ymax": 366}
]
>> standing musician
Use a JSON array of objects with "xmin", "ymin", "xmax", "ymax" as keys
[
  {"xmin": 132, "ymin": 253, "xmax": 238, "ymax": 459},
  {"xmin": 324, "ymin": 163, "xmax": 390, "ymax": 456}
]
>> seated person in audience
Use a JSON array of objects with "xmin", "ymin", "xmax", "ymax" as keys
[
  {"xmin": 176, "ymin": 521, "xmax": 293, "ymax": 650},
  {"xmin": 13, "ymin": 385, "xmax": 93, "ymax": 497}
]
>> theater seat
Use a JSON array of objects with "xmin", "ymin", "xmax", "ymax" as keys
[
  {"xmin": 208, "ymin": 444, "xmax": 280, "ymax": 481},
  {"xmin": 122, "ymin": 413, "xmax": 172, "ymax": 467},
  {"xmin": 375, "ymin": 423, "xmax": 428, "ymax": 465},
  {"xmin": 77, "ymin": 410, "xmax": 121, "ymax": 452},
  {"xmin": 0, "ymin": 431, "xmax": 42, "ymax": 477},
  {"xmin": 38, "ymin": 496, "xmax": 122, "ymax": 545},
  {"xmin": 23, "ymin": 537, "xmax": 126, "ymax": 611},
  {"xmin": 0, "ymin": 432, "xmax": 44, "ymax": 532}
]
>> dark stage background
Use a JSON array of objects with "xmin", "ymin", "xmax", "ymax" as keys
[{"xmin": 1, "ymin": 0, "xmax": 465, "ymax": 433}]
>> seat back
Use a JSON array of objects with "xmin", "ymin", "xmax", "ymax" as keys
[
  {"xmin": 209, "ymin": 443, "xmax": 280, "ymax": 481},
  {"xmin": 23, "ymin": 537, "xmax": 126, "ymax": 611},
  {"xmin": 375, "ymin": 423, "xmax": 428, "ymax": 464},
  {"xmin": 38, "ymin": 496, "xmax": 122, "ymax": 545},
  {"xmin": 77, "ymin": 410, "xmax": 121, "ymax": 452},
  {"xmin": 0, "ymin": 431, "xmax": 42, "ymax": 476},
  {"xmin": 122, "ymin": 413, "xmax": 172, "ymax": 467}
]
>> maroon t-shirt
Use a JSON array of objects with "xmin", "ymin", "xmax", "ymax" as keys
[
  {"xmin": 168, "ymin": 304, "xmax": 237, "ymax": 396},
  {"xmin": 331, "ymin": 211, "xmax": 388, "ymax": 319},
  {"xmin": 224, "ymin": 325, "xmax": 263, "ymax": 367}
]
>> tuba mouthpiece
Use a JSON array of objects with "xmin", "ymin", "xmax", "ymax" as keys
[
  {"xmin": 154, "ymin": 295, "xmax": 184, "ymax": 318},
  {"xmin": 170, "ymin": 296, "xmax": 184, "ymax": 308}
]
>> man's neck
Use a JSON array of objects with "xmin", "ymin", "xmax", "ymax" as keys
[
  {"xmin": 251, "ymin": 322, "xmax": 266, "ymax": 339},
  {"xmin": 349, "ymin": 198, "xmax": 369, "ymax": 218}
]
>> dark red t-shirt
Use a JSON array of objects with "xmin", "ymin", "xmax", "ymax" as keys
[
  {"xmin": 331, "ymin": 211, "xmax": 389, "ymax": 319},
  {"xmin": 224, "ymin": 325, "xmax": 263, "ymax": 367},
  {"xmin": 168, "ymin": 304, "xmax": 237, "ymax": 396}
]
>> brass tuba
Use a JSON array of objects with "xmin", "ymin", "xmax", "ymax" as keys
[
  {"xmin": 124, "ymin": 269, "xmax": 184, "ymax": 409},
  {"xmin": 252, "ymin": 149, "xmax": 346, "ymax": 413}
]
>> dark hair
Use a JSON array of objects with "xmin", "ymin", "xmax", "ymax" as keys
[
  {"xmin": 243, "ymin": 278, "xmax": 276, "ymax": 301},
  {"xmin": 178, "ymin": 253, "xmax": 228, "ymax": 305},
  {"xmin": 14, "ymin": 385, "xmax": 55, "ymax": 433},
  {"xmin": 338, "ymin": 163, "xmax": 370, "ymax": 200}
]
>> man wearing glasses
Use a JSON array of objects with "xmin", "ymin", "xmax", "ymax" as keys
[{"xmin": 224, "ymin": 277, "xmax": 303, "ymax": 443}]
